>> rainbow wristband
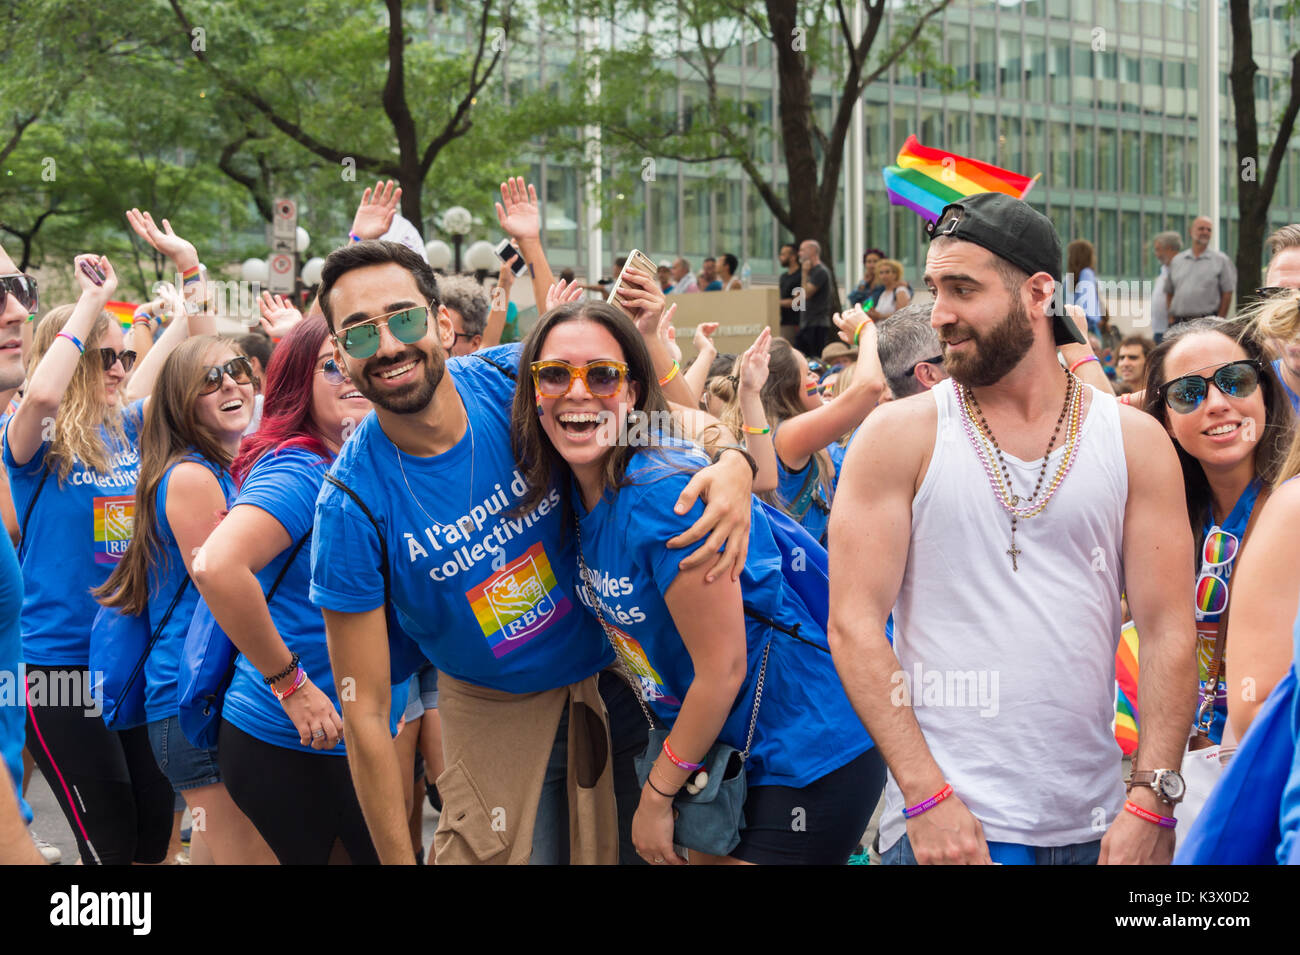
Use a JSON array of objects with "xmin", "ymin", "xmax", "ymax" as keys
[
  {"xmin": 1068, "ymin": 354, "xmax": 1099, "ymax": 374},
  {"xmin": 658, "ymin": 360, "xmax": 680, "ymax": 387},
  {"xmin": 663, "ymin": 738, "xmax": 703, "ymax": 772},
  {"xmin": 1124, "ymin": 799, "xmax": 1176, "ymax": 829},
  {"xmin": 181, "ymin": 265, "xmax": 201, "ymax": 284},
  {"xmin": 349, "ymin": 232, "xmax": 362, "ymax": 244},
  {"xmin": 903, "ymin": 783, "xmax": 953, "ymax": 819},
  {"xmin": 56, "ymin": 331, "xmax": 84, "ymax": 353},
  {"xmin": 853, "ymin": 318, "xmax": 871, "ymax": 346},
  {"xmin": 741, "ymin": 424, "xmax": 771, "ymax": 435},
  {"xmin": 271, "ymin": 665, "xmax": 307, "ymax": 702}
]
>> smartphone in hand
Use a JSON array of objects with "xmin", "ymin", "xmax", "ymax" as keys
[
  {"xmin": 494, "ymin": 238, "xmax": 528, "ymax": 276},
  {"xmin": 606, "ymin": 250, "xmax": 659, "ymax": 317}
]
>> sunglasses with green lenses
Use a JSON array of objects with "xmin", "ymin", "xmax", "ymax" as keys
[
  {"xmin": 1157, "ymin": 359, "xmax": 1264, "ymax": 414},
  {"xmin": 336, "ymin": 306, "xmax": 430, "ymax": 359}
]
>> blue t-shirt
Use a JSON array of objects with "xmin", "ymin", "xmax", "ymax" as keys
[
  {"xmin": 775, "ymin": 442, "xmax": 844, "ymax": 545},
  {"xmin": 3, "ymin": 399, "xmax": 145, "ymax": 666},
  {"xmin": 1272, "ymin": 359, "xmax": 1300, "ymax": 413},
  {"xmin": 311, "ymin": 344, "xmax": 612, "ymax": 693},
  {"xmin": 143, "ymin": 454, "xmax": 236, "ymax": 723},
  {"xmin": 222, "ymin": 446, "xmax": 403, "ymax": 753},
  {"xmin": 0, "ymin": 531, "xmax": 30, "ymax": 823},
  {"xmin": 574, "ymin": 443, "xmax": 872, "ymax": 788}
]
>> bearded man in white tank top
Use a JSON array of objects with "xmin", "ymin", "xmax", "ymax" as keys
[{"xmin": 828, "ymin": 194, "xmax": 1198, "ymax": 865}]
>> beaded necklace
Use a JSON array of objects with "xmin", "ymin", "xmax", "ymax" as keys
[{"xmin": 957, "ymin": 370, "xmax": 1084, "ymax": 571}]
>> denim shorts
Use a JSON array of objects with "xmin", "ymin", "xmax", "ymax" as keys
[
  {"xmin": 402, "ymin": 663, "xmax": 440, "ymax": 722},
  {"xmin": 881, "ymin": 832, "xmax": 1102, "ymax": 865},
  {"xmin": 147, "ymin": 715, "xmax": 221, "ymax": 792}
]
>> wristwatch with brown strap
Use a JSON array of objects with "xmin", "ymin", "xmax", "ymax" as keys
[{"xmin": 1127, "ymin": 769, "xmax": 1186, "ymax": 805}]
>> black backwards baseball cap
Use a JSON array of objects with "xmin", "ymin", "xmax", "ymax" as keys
[{"xmin": 925, "ymin": 192, "xmax": 1086, "ymax": 346}]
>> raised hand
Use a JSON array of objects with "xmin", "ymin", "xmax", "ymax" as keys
[
  {"xmin": 833, "ymin": 304, "xmax": 869, "ymax": 347},
  {"xmin": 351, "ymin": 180, "xmax": 402, "ymax": 240},
  {"xmin": 74, "ymin": 254, "xmax": 117, "ymax": 299},
  {"xmin": 739, "ymin": 326, "xmax": 772, "ymax": 394},
  {"xmin": 616, "ymin": 265, "xmax": 667, "ymax": 337},
  {"xmin": 258, "ymin": 290, "xmax": 304, "ymax": 339},
  {"xmin": 545, "ymin": 278, "xmax": 586, "ymax": 312},
  {"xmin": 495, "ymin": 176, "xmax": 541, "ymax": 243},
  {"xmin": 126, "ymin": 209, "xmax": 198, "ymax": 270},
  {"xmin": 693, "ymin": 322, "xmax": 719, "ymax": 355}
]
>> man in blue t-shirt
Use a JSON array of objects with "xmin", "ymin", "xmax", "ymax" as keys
[{"xmin": 310, "ymin": 220, "xmax": 755, "ymax": 863}]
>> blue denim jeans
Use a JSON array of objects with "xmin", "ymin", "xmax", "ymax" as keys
[
  {"xmin": 881, "ymin": 832, "xmax": 1102, "ymax": 866},
  {"xmin": 529, "ymin": 671, "xmax": 647, "ymax": 865}
]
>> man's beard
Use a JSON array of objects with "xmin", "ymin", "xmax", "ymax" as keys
[
  {"xmin": 941, "ymin": 298, "xmax": 1035, "ymax": 388},
  {"xmin": 354, "ymin": 346, "xmax": 445, "ymax": 414}
]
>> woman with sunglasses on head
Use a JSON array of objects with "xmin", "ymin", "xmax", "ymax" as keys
[
  {"xmin": 514, "ymin": 300, "xmax": 880, "ymax": 865},
  {"xmin": 1140, "ymin": 317, "xmax": 1291, "ymax": 759},
  {"xmin": 95, "ymin": 336, "xmax": 275, "ymax": 864},
  {"xmin": 2, "ymin": 248, "xmax": 210, "ymax": 865},
  {"xmin": 188, "ymin": 315, "xmax": 407, "ymax": 864}
]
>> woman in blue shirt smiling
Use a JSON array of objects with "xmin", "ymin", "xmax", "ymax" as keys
[
  {"xmin": 512, "ymin": 300, "xmax": 882, "ymax": 865},
  {"xmin": 95, "ymin": 335, "xmax": 275, "ymax": 864}
]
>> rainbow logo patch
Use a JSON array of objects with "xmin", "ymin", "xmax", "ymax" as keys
[
  {"xmin": 465, "ymin": 542, "xmax": 571, "ymax": 658},
  {"xmin": 1202, "ymin": 530, "xmax": 1237, "ymax": 566},
  {"xmin": 1196, "ymin": 575, "xmax": 1228, "ymax": 615},
  {"xmin": 606, "ymin": 623, "xmax": 680, "ymax": 707},
  {"xmin": 93, "ymin": 494, "xmax": 134, "ymax": 564}
]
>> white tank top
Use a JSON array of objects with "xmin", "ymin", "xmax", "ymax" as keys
[{"xmin": 878, "ymin": 378, "xmax": 1128, "ymax": 851}]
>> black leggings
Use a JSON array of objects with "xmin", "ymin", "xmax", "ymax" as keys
[
  {"xmin": 24, "ymin": 665, "xmax": 174, "ymax": 865},
  {"xmin": 218, "ymin": 719, "xmax": 380, "ymax": 865}
]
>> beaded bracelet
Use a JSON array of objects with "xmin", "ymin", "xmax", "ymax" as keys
[
  {"xmin": 658, "ymin": 360, "xmax": 681, "ymax": 387},
  {"xmin": 56, "ymin": 332, "xmax": 84, "ymax": 353},
  {"xmin": 272, "ymin": 665, "xmax": 307, "ymax": 702},
  {"xmin": 853, "ymin": 318, "xmax": 872, "ymax": 346},
  {"xmin": 263, "ymin": 650, "xmax": 301, "ymax": 686},
  {"xmin": 903, "ymin": 782, "xmax": 953, "ymax": 819},
  {"xmin": 1124, "ymin": 799, "xmax": 1176, "ymax": 829},
  {"xmin": 663, "ymin": 738, "xmax": 703, "ymax": 772},
  {"xmin": 1068, "ymin": 354, "xmax": 1100, "ymax": 374},
  {"xmin": 741, "ymin": 424, "xmax": 771, "ymax": 435}
]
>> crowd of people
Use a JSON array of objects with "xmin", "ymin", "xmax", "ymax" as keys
[{"xmin": 1, "ymin": 175, "xmax": 1298, "ymax": 867}]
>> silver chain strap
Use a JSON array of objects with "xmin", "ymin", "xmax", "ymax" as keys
[{"xmin": 574, "ymin": 517, "xmax": 767, "ymax": 761}]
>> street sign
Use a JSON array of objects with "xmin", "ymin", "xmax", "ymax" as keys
[
  {"xmin": 272, "ymin": 197, "xmax": 297, "ymax": 240},
  {"xmin": 270, "ymin": 235, "xmax": 296, "ymax": 254},
  {"xmin": 268, "ymin": 252, "xmax": 296, "ymax": 293}
]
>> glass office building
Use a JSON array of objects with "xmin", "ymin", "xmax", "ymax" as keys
[{"xmin": 523, "ymin": 1, "xmax": 1300, "ymax": 289}]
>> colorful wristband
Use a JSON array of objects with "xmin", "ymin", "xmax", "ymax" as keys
[
  {"xmin": 272, "ymin": 665, "xmax": 307, "ymax": 702},
  {"xmin": 663, "ymin": 738, "xmax": 703, "ymax": 772},
  {"xmin": 853, "ymin": 318, "xmax": 871, "ymax": 346},
  {"xmin": 658, "ymin": 360, "xmax": 681, "ymax": 387},
  {"xmin": 181, "ymin": 265, "xmax": 201, "ymax": 284},
  {"xmin": 903, "ymin": 783, "xmax": 954, "ymax": 819},
  {"xmin": 741, "ymin": 424, "xmax": 771, "ymax": 435},
  {"xmin": 1119, "ymin": 392, "xmax": 1132, "ymax": 405},
  {"xmin": 1124, "ymin": 799, "xmax": 1176, "ymax": 829},
  {"xmin": 56, "ymin": 332, "xmax": 84, "ymax": 353},
  {"xmin": 349, "ymin": 232, "xmax": 362, "ymax": 244},
  {"xmin": 1068, "ymin": 354, "xmax": 1099, "ymax": 374}
]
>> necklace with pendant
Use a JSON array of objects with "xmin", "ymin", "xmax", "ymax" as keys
[
  {"xmin": 395, "ymin": 403, "xmax": 477, "ymax": 539},
  {"xmin": 957, "ymin": 371, "xmax": 1083, "ymax": 571}
]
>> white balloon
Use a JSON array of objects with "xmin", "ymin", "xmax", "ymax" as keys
[
  {"xmin": 242, "ymin": 258, "xmax": 268, "ymax": 283},
  {"xmin": 465, "ymin": 240, "xmax": 498, "ymax": 272},
  {"xmin": 425, "ymin": 240, "xmax": 452, "ymax": 270},
  {"xmin": 301, "ymin": 256, "xmax": 325, "ymax": 286},
  {"xmin": 296, "ymin": 226, "xmax": 310, "ymax": 254}
]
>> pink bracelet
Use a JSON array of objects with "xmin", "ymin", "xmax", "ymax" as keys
[
  {"xmin": 663, "ymin": 738, "xmax": 703, "ymax": 772},
  {"xmin": 903, "ymin": 783, "xmax": 953, "ymax": 819},
  {"xmin": 1124, "ymin": 799, "xmax": 1176, "ymax": 829},
  {"xmin": 1068, "ymin": 354, "xmax": 1099, "ymax": 374}
]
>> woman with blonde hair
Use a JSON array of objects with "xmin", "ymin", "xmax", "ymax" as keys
[
  {"xmin": 95, "ymin": 334, "xmax": 276, "ymax": 865},
  {"xmin": 4, "ymin": 233, "xmax": 211, "ymax": 863},
  {"xmin": 865, "ymin": 259, "xmax": 911, "ymax": 320}
]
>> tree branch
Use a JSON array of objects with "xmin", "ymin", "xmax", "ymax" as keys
[
  {"xmin": 1261, "ymin": 47, "xmax": 1300, "ymax": 208},
  {"xmin": 0, "ymin": 113, "xmax": 37, "ymax": 167},
  {"xmin": 418, "ymin": 1, "xmax": 506, "ymax": 174}
]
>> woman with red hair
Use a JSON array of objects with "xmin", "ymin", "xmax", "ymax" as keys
[{"xmin": 190, "ymin": 314, "xmax": 400, "ymax": 863}]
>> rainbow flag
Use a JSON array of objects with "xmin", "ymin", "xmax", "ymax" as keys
[
  {"xmin": 1114, "ymin": 620, "xmax": 1140, "ymax": 755},
  {"xmin": 882, "ymin": 135, "xmax": 1038, "ymax": 223},
  {"xmin": 105, "ymin": 301, "xmax": 138, "ymax": 330}
]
